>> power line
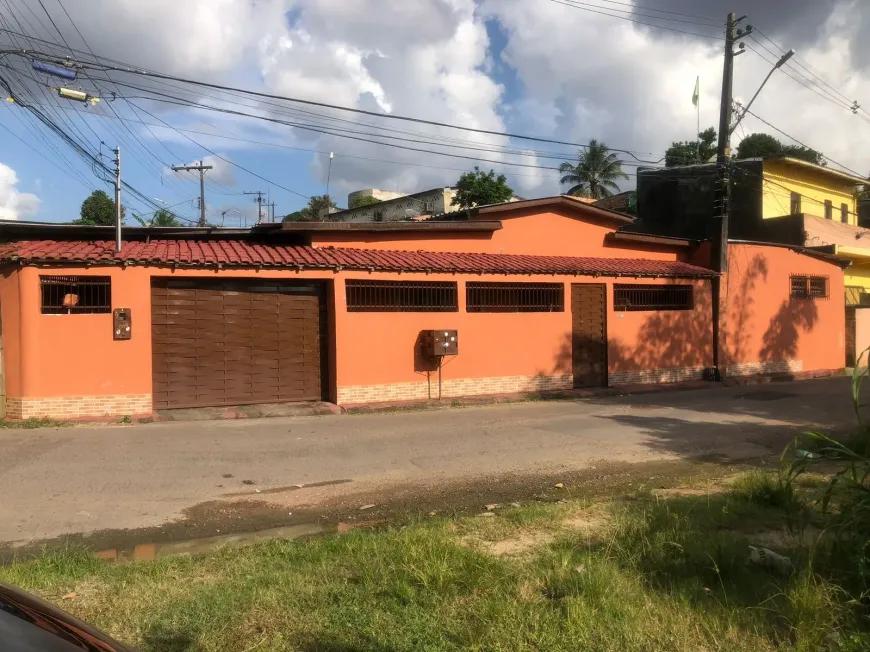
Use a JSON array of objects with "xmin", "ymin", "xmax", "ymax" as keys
[
  {"xmin": 560, "ymin": 0, "xmax": 719, "ymax": 23},
  {"xmin": 545, "ymin": 0, "xmax": 725, "ymax": 40},
  {"xmin": 752, "ymin": 26, "xmax": 865, "ymax": 115},
  {"xmin": 543, "ymin": 0, "xmax": 721, "ymax": 27},
  {"xmin": 23, "ymin": 47, "xmax": 660, "ymax": 159},
  {"xmin": 740, "ymin": 108, "xmax": 865, "ymax": 179}
]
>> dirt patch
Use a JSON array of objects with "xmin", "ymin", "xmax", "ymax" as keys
[
  {"xmin": 0, "ymin": 458, "xmax": 766, "ymax": 564},
  {"xmin": 652, "ymin": 486, "xmax": 726, "ymax": 498},
  {"xmin": 482, "ymin": 531, "xmax": 556, "ymax": 557}
]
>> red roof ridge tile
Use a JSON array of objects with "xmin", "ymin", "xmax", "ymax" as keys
[{"xmin": 0, "ymin": 239, "xmax": 717, "ymax": 279}]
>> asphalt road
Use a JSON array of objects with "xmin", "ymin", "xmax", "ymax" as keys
[{"xmin": 0, "ymin": 376, "xmax": 858, "ymax": 546}]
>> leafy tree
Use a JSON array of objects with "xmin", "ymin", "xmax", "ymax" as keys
[
  {"xmin": 665, "ymin": 127, "xmax": 718, "ymax": 167},
  {"xmin": 451, "ymin": 167, "xmax": 514, "ymax": 209},
  {"xmin": 736, "ymin": 132, "xmax": 826, "ymax": 166},
  {"xmin": 134, "ymin": 209, "xmax": 182, "ymax": 228},
  {"xmin": 74, "ymin": 190, "xmax": 125, "ymax": 226},
  {"xmin": 283, "ymin": 195, "xmax": 336, "ymax": 222},
  {"xmin": 349, "ymin": 194, "xmax": 382, "ymax": 209},
  {"xmin": 559, "ymin": 140, "xmax": 628, "ymax": 199}
]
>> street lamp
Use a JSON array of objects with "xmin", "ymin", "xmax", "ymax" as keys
[{"xmin": 730, "ymin": 49, "xmax": 795, "ymax": 134}]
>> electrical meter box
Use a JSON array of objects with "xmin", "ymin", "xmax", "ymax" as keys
[
  {"xmin": 113, "ymin": 308, "xmax": 132, "ymax": 340},
  {"xmin": 423, "ymin": 329, "xmax": 458, "ymax": 356}
]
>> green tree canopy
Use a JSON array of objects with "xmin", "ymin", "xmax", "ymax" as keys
[
  {"xmin": 283, "ymin": 195, "xmax": 337, "ymax": 222},
  {"xmin": 349, "ymin": 194, "xmax": 382, "ymax": 209},
  {"xmin": 75, "ymin": 190, "xmax": 125, "ymax": 226},
  {"xmin": 735, "ymin": 132, "xmax": 826, "ymax": 166},
  {"xmin": 451, "ymin": 167, "xmax": 514, "ymax": 209},
  {"xmin": 134, "ymin": 209, "xmax": 182, "ymax": 228},
  {"xmin": 665, "ymin": 127, "xmax": 717, "ymax": 167},
  {"xmin": 559, "ymin": 140, "xmax": 628, "ymax": 199}
]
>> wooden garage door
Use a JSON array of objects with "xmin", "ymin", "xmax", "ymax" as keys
[
  {"xmin": 571, "ymin": 283, "xmax": 608, "ymax": 388},
  {"xmin": 151, "ymin": 279, "xmax": 324, "ymax": 409}
]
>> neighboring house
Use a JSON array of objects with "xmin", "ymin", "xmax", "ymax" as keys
[
  {"xmin": 593, "ymin": 191, "xmax": 636, "ymax": 217},
  {"xmin": 637, "ymin": 157, "xmax": 864, "ymax": 238},
  {"xmin": 637, "ymin": 156, "xmax": 867, "ymax": 295},
  {"xmin": 332, "ymin": 187, "xmax": 524, "ymax": 222},
  {"xmin": 332, "ymin": 187, "xmax": 459, "ymax": 222},
  {"xmin": 0, "ymin": 196, "xmax": 845, "ymax": 419}
]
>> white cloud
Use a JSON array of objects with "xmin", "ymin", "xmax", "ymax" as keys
[
  {"xmin": 0, "ymin": 163, "xmax": 40, "ymax": 220},
  {"xmin": 6, "ymin": 0, "xmax": 870, "ymax": 208}
]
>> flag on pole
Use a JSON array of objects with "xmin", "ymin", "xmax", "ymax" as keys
[{"xmin": 692, "ymin": 76, "xmax": 700, "ymax": 107}]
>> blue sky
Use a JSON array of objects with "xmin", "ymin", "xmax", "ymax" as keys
[{"xmin": 1, "ymin": 0, "xmax": 868, "ymax": 224}]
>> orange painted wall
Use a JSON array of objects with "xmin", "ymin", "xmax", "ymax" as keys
[
  {"xmin": 0, "ymin": 263, "xmax": 714, "ymax": 402},
  {"xmin": 333, "ymin": 274, "xmax": 712, "ymax": 387},
  {"xmin": 312, "ymin": 209, "xmax": 684, "ymax": 261},
  {"xmin": 607, "ymin": 278, "xmax": 713, "ymax": 373},
  {"xmin": 723, "ymin": 243, "xmax": 845, "ymax": 373}
]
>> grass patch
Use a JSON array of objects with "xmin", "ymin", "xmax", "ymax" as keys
[
  {"xmin": 2, "ymin": 477, "xmax": 868, "ymax": 651},
  {"xmin": 0, "ymin": 417, "xmax": 70, "ymax": 429}
]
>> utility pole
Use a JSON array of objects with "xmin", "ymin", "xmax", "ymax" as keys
[
  {"xmin": 711, "ymin": 12, "xmax": 749, "ymax": 380},
  {"xmin": 171, "ymin": 160, "xmax": 213, "ymax": 227},
  {"xmin": 268, "ymin": 201, "xmax": 276, "ymax": 221},
  {"xmin": 244, "ymin": 191, "xmax": 265, "ymax": 223},
  {"xmin": 113, "ymin": 147, "xmax": 121, "ymax": 253}
]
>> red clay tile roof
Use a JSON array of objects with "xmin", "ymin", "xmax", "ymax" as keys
[{"xmin": 0, "ymin": 240, "xmax": 716, "ymax": 278}]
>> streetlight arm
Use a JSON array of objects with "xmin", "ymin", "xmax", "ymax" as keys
[{"xmin": 730, "ymin": 49, "xmax": 794, "ymax": 135}]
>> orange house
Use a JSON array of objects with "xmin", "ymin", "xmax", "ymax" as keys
[{"xmin": 0, "ymin": 197, "xmax": 847, "ymax": 420}]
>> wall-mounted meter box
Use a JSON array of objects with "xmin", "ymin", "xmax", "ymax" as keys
[
  {"xmin": 423, "ymin": 329, "xmax": 458, "ymax": 356},
  {"xmin": 113, "ymin": 308, "xmax": 132, "ymax": 340}
]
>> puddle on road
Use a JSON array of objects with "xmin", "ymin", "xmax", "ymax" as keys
[{"xmin": 96, "ymin": 522, "xmax": 325, "ymax": 562}]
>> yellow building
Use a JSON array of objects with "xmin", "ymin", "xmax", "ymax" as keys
[{"xmin": 760, "ymin": 157, "xmax": 861, "ymax": 225}]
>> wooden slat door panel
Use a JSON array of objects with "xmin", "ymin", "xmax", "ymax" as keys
[
  {"xmin": 571, "ymin": 284, "xmax": 607, "ymax": 388},
  {"xmin": 151, "ymin": 280, "xmax": 323, "ymax": 409}
]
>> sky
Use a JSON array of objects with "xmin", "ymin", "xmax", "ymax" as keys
[{"xmin": 0, "ymin": 0, "xmax": 868, "ymax": 224}]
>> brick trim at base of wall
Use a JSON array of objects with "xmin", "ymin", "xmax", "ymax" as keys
[
  {"xmin": 608, "ymin": 367, "xmax": 706, "ymax": 386},
  {"xmin": 338, "ymin": 374, "xmax": 573, "ymax": 405},
  {"xmin": 728, "ymin": 360, "xmax": 803, "ymax": 377},
  {"xmin": 6, "ymin": 394, "xmax": 153, "ymax": 420}
]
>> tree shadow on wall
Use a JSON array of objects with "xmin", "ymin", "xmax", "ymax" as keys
[{"xmin": 551, "ymin": 257, "xmax": 819, "ymax": 383}]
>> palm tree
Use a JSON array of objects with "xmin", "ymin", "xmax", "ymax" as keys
[{"xmin": 559, "ymin": 140, "xmax": 628, "ymax": 199}]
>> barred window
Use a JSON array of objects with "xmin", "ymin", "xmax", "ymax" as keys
[
  {"xmin": 346, "ymin": 280, "xmax": 457, "ymax": 312},
  {"xmin": 614, "ymin": 284, "xmax": 693, "ymax": 311},
  {"xmin": 466, "ymin": 282, "xmax": 564, "ymax": 313},
  {"xmin": 41, "ymin": 276, "xmax": 112, "ymax": 314},
  {"xmin": 791, "ymin": 275, "xmax": 829, "ymax": 300}
]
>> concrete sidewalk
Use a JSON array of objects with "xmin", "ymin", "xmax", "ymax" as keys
[{"xmin": 0, "ymin": 376, "xmax": 858, "ymax": 548}]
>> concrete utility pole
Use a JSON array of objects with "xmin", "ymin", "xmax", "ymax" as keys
[
  {"xmin": 711, "ymin": 12, "xmax": 750, "ymax": 380},
  {"xmin": 244, "ymin": 190, "xmax": 265, "ymax": 223},
  {"xmin": 113, "ymin": 147, "xmax": 121, "ymax": 252},
  {"xmin": 171, "ymin": 161, "xmax": 213, "ymax": 227},
  {"xmin": 268, "ymin": 202, "xmax": 276, "ymax": 221}
]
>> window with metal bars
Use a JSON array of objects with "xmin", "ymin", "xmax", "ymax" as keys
[
  {"xmin": 40, "ymin": 276, "xmax": 112, "ymax": 314},
  {"xmin": 790, "ymin": 275, "xmax": 829, "ymax": 300},
  {"xmin": 466, "ymin": 282, "xmax": 564, "ymax": 312},
  {"xmin": 613, "ymin": 284, "xmax": 693, "ymax": 311},
  {"xmin": 345, "ymin": 280, "xmax": 457, "ymax": 312}
]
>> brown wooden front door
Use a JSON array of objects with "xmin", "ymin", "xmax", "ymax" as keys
[
  {"xmin": 151, "ymin": 279, "xmax": 324, "ymax": 409},
  {"xmin": 846, "ymin": 306, "xmax": 857, "ymax": 367},
  {"xmin": 571, "ymin": 283, "xmax": 607, "ymax": 388}
]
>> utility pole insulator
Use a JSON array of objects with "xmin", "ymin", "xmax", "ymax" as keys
[
  {"xmin": 244, "ymin": 190, "xmax": 265, "ymax": 224},
  {"xmin": 171, "ymin": 161, "xmax": 214, "ymax": 227}
]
